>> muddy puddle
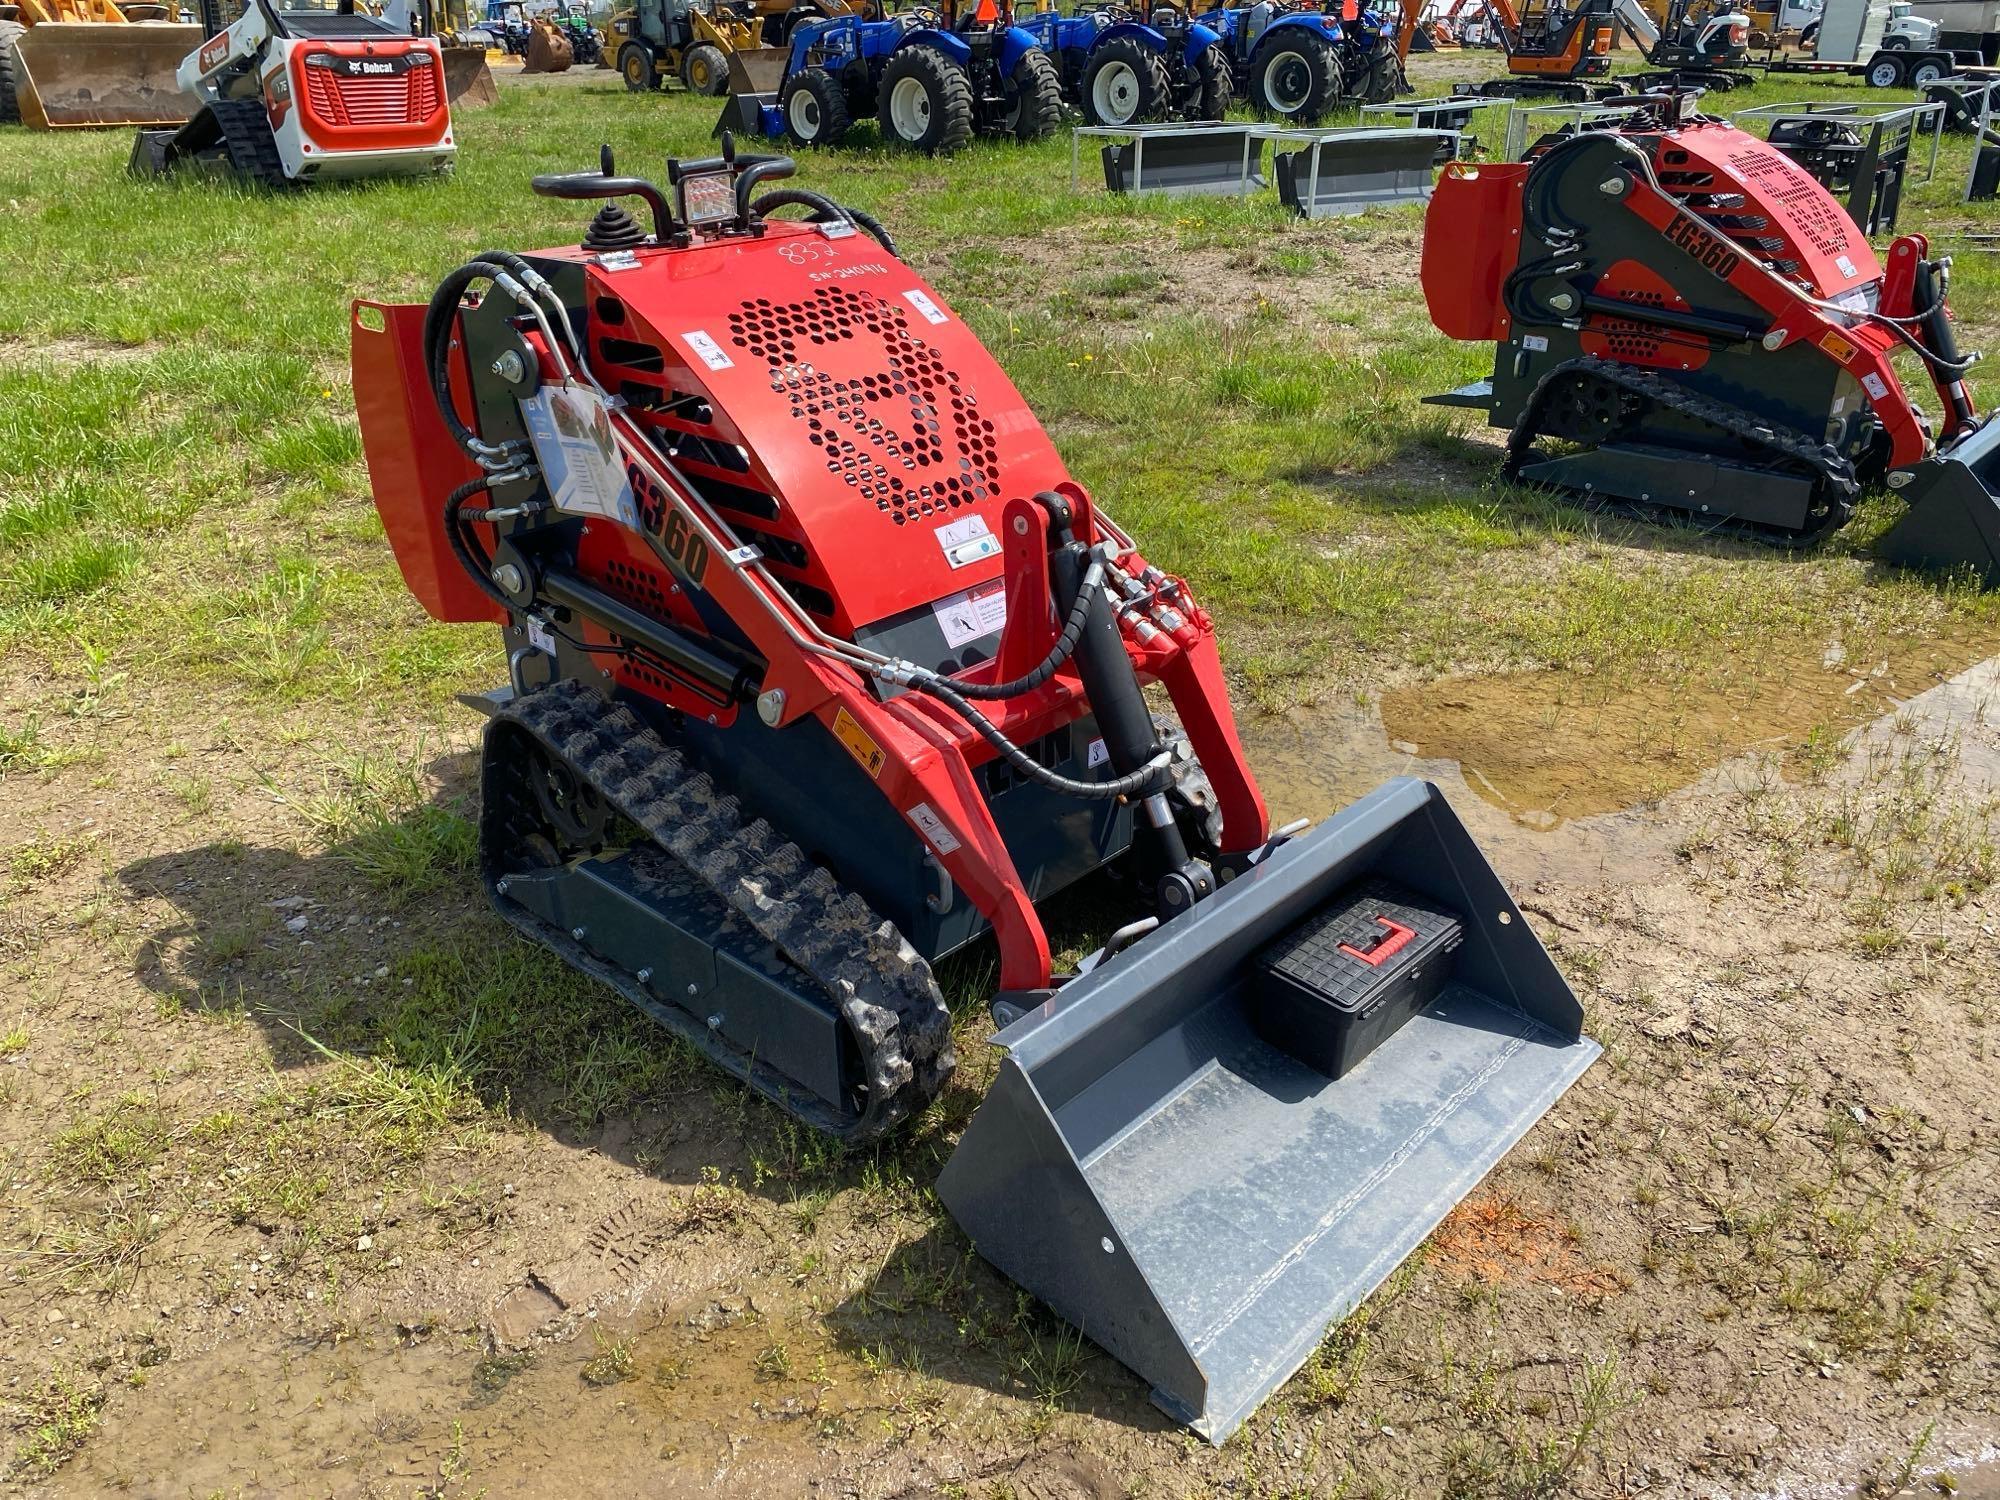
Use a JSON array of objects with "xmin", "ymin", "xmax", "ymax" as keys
[
  {"xmin": 77, "ymin": 1299, "xmax": 977, "ymax": 1498},
  {"xmin": 1241, "ymin": 633, "xmax": 2000, "ymax": 889}
]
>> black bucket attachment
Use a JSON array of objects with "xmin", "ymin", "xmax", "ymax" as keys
[
  {"xmin": 1272, "ymin": 129, "xmax": 1448, "ymax": 219},
  {"xmin": 1878, "ymin": 422, "xmax": 2000, "ymax": 585},
  {"xmin": 938, "ymin": 777, "xmax": 1599, "ymax": 1443},
  {"xmin": 713, "ymin": 90, "xmax": 776, "ymax": 141},
  {"xmin": 1101, "ymin": 125, "xmax": 1261, "ymax": 197}
]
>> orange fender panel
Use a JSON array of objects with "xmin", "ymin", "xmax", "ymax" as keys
[
  {"xmin": 351, "ymin": 299, "xmax": 507, "ymax": 626},
  {"xmin": 1421, "ymin": 161, "xmax": 1527, "ymax": 345}
]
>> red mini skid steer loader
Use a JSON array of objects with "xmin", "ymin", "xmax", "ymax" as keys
[
  {"xmin": 353, "ymin": 142, "xmax": 1599, "ymax": 1441},
  {"xmin": 1421, "ymin": 91, "xmax": 2000, "ymax": 582}
]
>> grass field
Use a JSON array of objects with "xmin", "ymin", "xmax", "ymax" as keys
[{"xmin": 0, "ymin": 52, "xmax": 1997, "ymax": 1499}]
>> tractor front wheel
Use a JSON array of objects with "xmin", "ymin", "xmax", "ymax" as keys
[
  {"xmin": 1250, "ymin": 28, "xmax": 1338, "ymax": 120},
  {"xmin": 1001, "ymin": 48, "xmax": 1064, "ymax": 140},
  {"xmin": 1083, "ymin": 35, "xmax": 1170, "ymax": 125},
  {"xmin": 681, "ymin": 41, "xmax": 727, "ymax": 95},
  {"xmin": 783, "ymin": 66, "xmax": 851, "ymax": 146},
  {"xmin": 877, "ymin": 45, "xmax": 974, "ymax": 154},
  {"xmin": 619, "ymin": 41, "xmax": 658, "ymax": 92}
]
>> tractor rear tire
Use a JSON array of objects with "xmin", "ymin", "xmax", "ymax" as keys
[
  {"xmin": 877, "ymin": 45, "xmax": 974, "ymax": 154},
  {"xmin": 1365, "ymin": 44, "xmax": 1399, "ymax": 103},
  {"xmin": 0, "ymin": 20, "xmax": 23, "ymax": 127},
  {"xmin": 1083, "ymin": 35, "xmax": 1170, "ymax": 126},
  {"xmin": 681, "ymin": 42, "xmax": 727, "ymax": 95},
  {"xmin": 1185, "ymin": 43, "xmax": 1232, "ymax": 120},
  {"xmin": 1250, "ymin": 28, "xmax": 1338, "ymax": 121},
  {"xmin": 783, "ymin": 65, "xmax": 850, "ymax": 146},
  {"xmin": 1003, "ymin": 47, "xmax": 1063, "ymax": 141},
  {"xmin": 619, "ymin": 41, "xmax": 658, "ymax": 92}
]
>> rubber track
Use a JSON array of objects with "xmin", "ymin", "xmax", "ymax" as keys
[
  {"xmin": 210, "ymin": 98, "xmax": 292, "ymax": 190},
  {"xmin": 1503, "ymin": 353, "xmax": 1860, "ymax": 542},
  {"xmin": 482, "ymin": 678, "xmax": 954, "ymax": 1141}
]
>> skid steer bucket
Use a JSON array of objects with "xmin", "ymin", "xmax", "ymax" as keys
[
  {"xmin": 1878, "ymin": 423, "xmax": 2000, "ymax": 585},
  {"xmin": 11, "ymin": 20, "xmax": 200, "ymax": 128},
  {"xmin": 727, "ymin": 46, "xmax": 788, "ymax": 95},
  {"xmin": 1100, "ymin": 124, "xmax": 1261, "ymax": 196},
  {"xmin": 441, "ymin": 44, "xmax": 498, "ymax": 108},
  {"xmin": 1273, "ymin": 129, "xmax": 1450, "ymax": 218},
  {"xmin": 938, "ymin": 778, "xmax": 1599, "ymax": 1443}
]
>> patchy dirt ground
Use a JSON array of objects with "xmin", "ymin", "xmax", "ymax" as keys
[{"xmin": 2, "ymin": 610, "xmax": 1996, "ymax": 1498}]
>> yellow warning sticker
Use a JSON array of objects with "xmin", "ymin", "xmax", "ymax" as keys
[
  {"xmin": 832, "ymin": 707, "xmax": 886, "ymax": 780},
  {"xmin": 1818, "ymin": 331, "xmax": 1857, "ymax": 363}
]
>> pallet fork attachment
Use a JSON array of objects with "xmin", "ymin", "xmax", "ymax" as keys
[{"xmin": 940, "ymin": 778, "xmax": 1599, "ymax": 1444}]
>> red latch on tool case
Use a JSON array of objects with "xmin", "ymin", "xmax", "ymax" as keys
[{"xmin": 1339, "ymin": 917, "xmax": 1415, "ymax": 967}]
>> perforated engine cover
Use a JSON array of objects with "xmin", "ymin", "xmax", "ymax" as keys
[
  {"xmin": 575, "ymin": 223, "xmax": 1073, "ymax": 636},
  {"xmin": 1647, "ymin": 123, "xmax": 1881, "ymax": 299}
]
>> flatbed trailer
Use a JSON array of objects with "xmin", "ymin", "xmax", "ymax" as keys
[{"xmin": 1752, "ymin": 46, "xmax": 1978, "ymax": 81}]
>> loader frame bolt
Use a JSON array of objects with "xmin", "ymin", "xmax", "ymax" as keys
[
  {"xmin": 571, "ymin": 926, "xmax": 588, "ymax": 941},
  {"xmin": 1762, "ymin": 329, "xmax": 1787, "ymax": 351},
  {"xmin": 492, "ymin": 350, "xmax": 526, "ymax": 382},
  {"xmin": 635, "ymin": 968, "xmax": 653, "ymax": 985},
  {"xmin": 757, "ymin": 689, "xmax": 787, "ymax": 726},
  {"xmin": 707, "ymin": 1013, "xmax": 723, "ymax": 1030},
  {"xmin": 494, "ymin": 562, "xmax": 526, "ymax": 595}
]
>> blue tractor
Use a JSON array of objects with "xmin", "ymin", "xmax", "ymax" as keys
[
  {"xmin": 1336, "ymin": 0, "xmax": 1401, "ymax": 103},
  {"xmin": 1199, "ymin": 1, "xmax": 1348, "ymax": 120},
  {"xmin": 760, "ymin": 1, "xmax": 1064, "ymax": 153},
  {"xmin": 1017, "ymin": 2, "xmax": 1229, "ymax": 126}
]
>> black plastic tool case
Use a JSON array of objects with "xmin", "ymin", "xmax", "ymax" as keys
[{"xmin": 1254, "ymin": 878, "xmax": 1465, "ymax": 1080}]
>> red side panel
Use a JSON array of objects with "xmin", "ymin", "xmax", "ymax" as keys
[
  {"xmin": 1580, "ymin": 259, "xmax": 1709, "ymax": 372},
  {"xmin": 1422, "ymin": 162, "xmax": 1526, "ymax": 344},
  {"xmin": 293, "ymin": 39, "xmax": 451, "ymax": 153},
  {"xmin": 1652, "ymin": 124, "xmax": 1881, "ymax": 299},
  {"xmin": 580, "ymin": 222, "xmax": 1073, "ymax": 635},
  {"xmin": 351, "ymin": 299, "xmax": 505, "ymax": 626}
]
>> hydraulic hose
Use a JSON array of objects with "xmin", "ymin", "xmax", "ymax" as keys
[
  {"xmin": 749, "ymin": 188, "xmax": 899, "ymax": 256},
  {"xmin": 936, "ymin": 562, "xmax": 1101, "ymax": 701},
  {"xmin": 422, "ymin": 259, "xmax": 524, "ymax": 464},
  {"xmin": 906, "ymin": 669, "xmax": 1167, "ymax": 800},
  {"xmin": 445, "ymin": 474, "xmax": 524, "ymax": 613}
]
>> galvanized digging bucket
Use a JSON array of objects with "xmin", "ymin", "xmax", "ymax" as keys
[
  {"xmin": 1878, "ymin": 418, "xmax": 2000, "ymax": 586},
  {"xmin": 12, "ymin": 21, "xmax": 201, "ymax": 129},
  {"xmin": 937, "ymin": 777, "xmax": 1600, "ymax": 1444},
  {"xmin": 1100, "ymin": 124, "xmax": 1262, "ymax": 197}
]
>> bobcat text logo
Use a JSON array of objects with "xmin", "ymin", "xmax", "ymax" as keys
[{"xmin": 1664, "ymin": 216, "xmax": 1741, "ymax": 279}]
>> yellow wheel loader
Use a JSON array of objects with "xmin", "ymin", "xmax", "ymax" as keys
[{"xmin": 0, "ymin": 0, "xmax": 202, "ymax": 129}]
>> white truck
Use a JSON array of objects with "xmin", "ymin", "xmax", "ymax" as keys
[
  {"xmin": 1766, "ymin": 0, "xmax": 1967, "ymax": 82},
  {"xmin": 1907, "ymin": 0, "xmax": 2000, "ymax": 60}
]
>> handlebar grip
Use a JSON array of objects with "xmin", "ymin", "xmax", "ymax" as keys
[
  {"xmin": 734, "ymin": 157, "xmax": 797, "ymax": 219},
  {"xmin": 530, "ymin": 172, "xmax": 654, "ymax": 200},
  {"xmin": 529, "ymin": 173, "xmax": 676, "ymax": 243}
]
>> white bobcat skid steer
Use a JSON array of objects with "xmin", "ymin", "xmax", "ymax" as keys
[{"xmin": 130, "ymin": 0, "xmax": 454, "ymax": 187}]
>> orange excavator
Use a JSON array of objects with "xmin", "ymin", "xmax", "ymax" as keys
[{"xmin": 1395, "ymin": 0, "xmax": 1616, "ymax": 96}]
